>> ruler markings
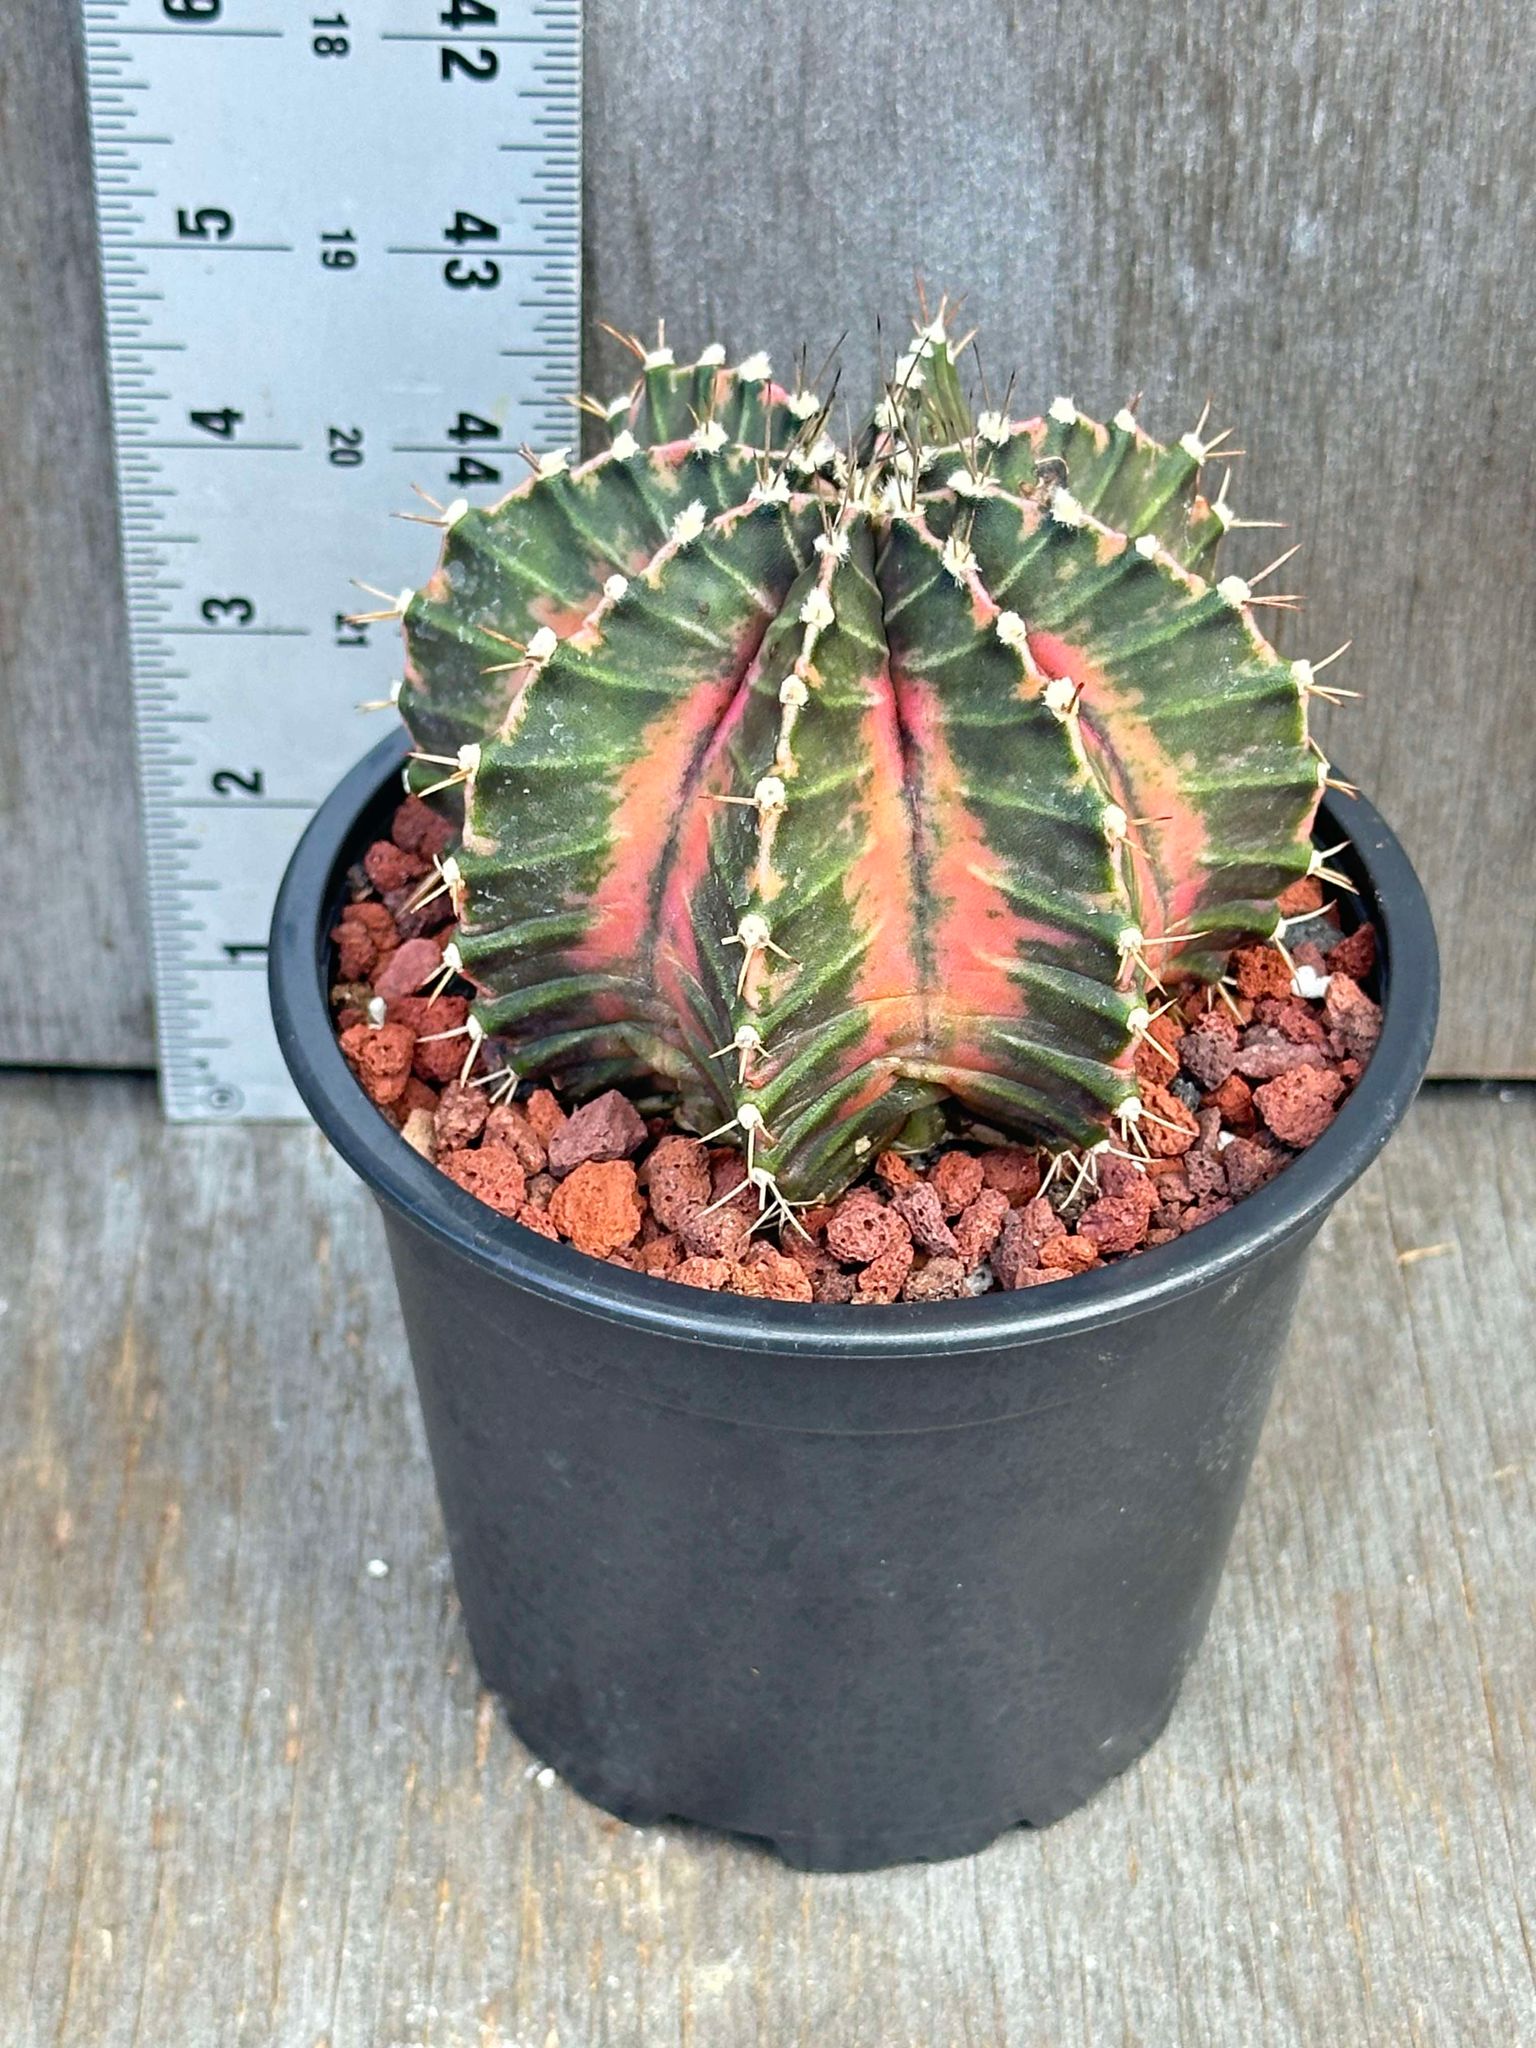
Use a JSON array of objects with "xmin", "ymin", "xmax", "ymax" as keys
[{"xmin": 83, "ymin": 0, "xmax": 581, "ymax": 1121}]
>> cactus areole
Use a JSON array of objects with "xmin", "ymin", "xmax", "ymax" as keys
[{"xmin": 383, "ymin": 315, "xmax": 1332, "ymax": 1210}]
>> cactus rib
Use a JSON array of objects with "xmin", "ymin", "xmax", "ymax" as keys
[{"xmin": 387, "ymin": 316, "xmax": 1326, "ymax": 1205}]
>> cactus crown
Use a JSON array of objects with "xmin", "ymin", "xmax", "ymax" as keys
[{"xmin": 379, "ymin": 307, "xmax": 1331, "ymax": 1208}]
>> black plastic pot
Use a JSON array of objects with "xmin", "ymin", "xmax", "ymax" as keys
[{"xmin": 270, "ymin": 730, "xmax": 1438, "ymax": 1870}]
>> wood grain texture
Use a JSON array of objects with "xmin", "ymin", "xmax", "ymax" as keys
[
  {"xmin": 581, "ymin": 0, "xmax": 1536, "ymax": 1076},
  {"xmin": 3, "ymin": 1073, "xmax": 1532, "ymax": 2045},
  {"xmin": 0, "ymin": 4, "xmax": 153, "ymax": 1068},
  {"xmin": 2, "ymin": 0, "xmax": 1531, "ymax": 1072}
]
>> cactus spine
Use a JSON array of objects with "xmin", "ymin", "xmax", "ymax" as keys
[{"xmin": 377, "ymin": 312, "xmax": 1331, "ymax": 1207}]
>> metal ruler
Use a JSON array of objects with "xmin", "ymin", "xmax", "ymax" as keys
[{"xmin": 81, "ymin": 0, "xmax": 580, "ymax": 1117}]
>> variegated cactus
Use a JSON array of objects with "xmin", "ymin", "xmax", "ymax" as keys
[{"xmin": 366, "ymin": 313, "xmax": 1345, "ymax": 1210}]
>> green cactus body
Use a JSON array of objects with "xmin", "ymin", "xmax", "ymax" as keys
[{"xmin": 389, "ymin": 322, "xmax": 1326, "ymax": 1206}]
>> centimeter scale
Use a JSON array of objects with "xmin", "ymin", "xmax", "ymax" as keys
[{"xmin": 81, "ymin": 0, "xmax": 581, "ymax": 1116}]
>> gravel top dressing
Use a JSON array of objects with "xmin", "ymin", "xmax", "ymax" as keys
[{"xmin": 327, "ymin": 792, "xmax": 1383, "ymax": 1308}]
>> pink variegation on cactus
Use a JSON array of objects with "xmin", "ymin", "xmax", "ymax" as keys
[{"xmin": 366, "ymin": 311, "xmax": 1336, "ymax": 1209}]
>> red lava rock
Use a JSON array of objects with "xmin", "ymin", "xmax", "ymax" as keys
[
  {"xmin": 332, "ymin": 922, "xmax": 379, "ymax": 984},
  {"xmin": 1222, "ymin": 1135, "xmax": 1287, "ymax": 1200},
  {"xmin": 1038, "ymin": 1232, "xmax": 1101, "ymax": 1274},
  {"xmin": 1078, "ymin": 1192, "xmax": 1151, "ymax": 1255},
  {"xmin": 372, "ymin": 935, "xmax": 444, "ymax": 1000},
  {"xmin": 483, "ymin": 1100, "xmax": 548, "ymax": 1173},
  {"xmin": 1324, "ymin": 922, "xmax": 1377, "ymax": 980},
  {"xmin": 1324, "ymin": 973, "xmax": 1383, "ymax": 1059},
  {"xmin": 546, "ymin": 1088, "xmax": 648, "ymax": 1176},
  {"xmin": 330, "ymin": 844, "xmax": 1379, "ymax": 1300},
  {"xmin": 383, "ymin": 880, "xmax": 454, "ymax": 942},
  {"xmin": 1176, "ymin": 1011, "xmax": 1240, "ymax": 1090},
  {"xmin": 524, "ymin": 1089, "xmax": 568, "ymax": 1147},
  {"xmin": 953, "ymin": 1187, "xmax": 1011, "ymax": 1267},
  {"xmin": 681, "ymin": 1156, "xmax": 755, "ymax": 1260},
  {"xmin": 406, "ymin": 1004, "xmax": 472, "ymax": 1083},
  {"xmin": 732, "ymin": 1246, "xmax": 814, "ymax": 1302},
  {"xmin": 390, "ymin": 795, "xmax": 455, "ymax": 861},
  {"xmin": 548, "ymin": 1159, "xmax": 643, "ymax": 1257},
  {"xmin": 780, "ymin": 1229, "xmax": 841, "ymax": 1282},
  {"xmin": 432, "ymin": 1079, "xmax": 488, "ymax": 1150},
  {"xmin": 1138, "ymin": 1082, "xmax": 1199, "ymax": 1157},
  {"xmin": 1097, "ymin": 1153, "xmax": 1159, "ymax": 1213},
  {"xmin": 437, "ymin": 1144, "xmax": 528, "ymax": 1217},
  {"xmin": 892, "ymin": 1183, "xmax": 961, "ymax": 1257},
  {"xmin": 362, "ymin": 838, "xmax": 427, "ymax": 894},
  {"xmin": 855, "ymin": 1233, "xmax": 916, "ymax": 1303},
  {"xmin": 930, "ymin": 1151, "xmax": 985, "ymax": 1218},
  {"xmin": 396, "ymin": 1076, "xmax": 441, "ymax": 1124},
  {"xmin": 681, "ymin": 1204, "xmax": 751, "ymax": 1262},
  {"xmin": 1207, "ymin": 1072, "xmax": 1256, "ymax": 1132},
  {"xmin": 1277, "ymin": 874, "xmax": 1325, "ymax": 916},
  {"xmin": 1256, "ymin": 995, "xmax": 1332, "ymax": 1048},
  {"xmin": 1133, "ymin": 1010, "xmax": 1185, "ymax": 1088},
  {"xmin": 672, "ymin": 1255, "xmax": 735, "ymax": 1292},
  {"xmin": 1254, "ymin": 1066, "xmax": 1345, "ymax": 1148},
  {"xmin": 875, "ymin": 1149, "xmax": 922, "ymax": 1192},
  {"xmin": 339, "ymin": 1020, "xmax": 416, "ymax": 1106},
  {"xmin": 977, "ymin": 1147, "xmax": 1042, "ymax": 1204},
  {"xmin": 634, "ymin": 1232, "xmax": 683, "ymax": 1277},
  {"xmin": 813, "ymin": 1265, "xmax": 857, "ymax": 1305},
  {"xmin": 1231, "ymin": 945, "xmax": 1294, "ymax": 1002},
  {"xmin": 332, "ymin": 899, "xmax": 399, "ymax": 981},
  {"xmin": 825, "ymin": 1188, "xmax": 905, "ymax": 1264},
  {"xmin": 1184, "ymin": 1145, "xmax": 1228, "ymax": 1203},
  {"xmin": 903, "ymin": 1256, "xmax": 968, "ymax": 1302},
  {"xmin": 645, "ymin": 1134, "xmax": 713, "ymax": 1232},
  {"xmin": 992, "ymin": 1196, "xmax": 1065, "ymax": 1289},
  {"xmin": 1233, "ymin": 1028, "xmax": 1331, "ymax": 1080}
]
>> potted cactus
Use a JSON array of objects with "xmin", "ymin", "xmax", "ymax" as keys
[{"xmin": 270, "ymin": 311, "xmax": 1437, "ymax": 1869}]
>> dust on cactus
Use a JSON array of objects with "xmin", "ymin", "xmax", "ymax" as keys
[{"xmin": 354, "ymin": 304, "xmax": 1349, "ymax": 1213}]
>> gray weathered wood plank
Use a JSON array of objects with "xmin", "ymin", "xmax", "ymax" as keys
[
  {"xmin": 1, "ymin": 0, "xmax": 1531, "ymax": 1065},
  {"xmin": 2, "ymin": 1074, "xmax": 1532, "ymax": 2044},
  {"xmin": 0, "ymin": 4, "xmax": 152, "ymax": 1068}
]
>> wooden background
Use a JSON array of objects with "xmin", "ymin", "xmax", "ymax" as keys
[
  {"xmin": 4, "ymin": 0, "xmax": 1534, "ymax": 1074},
  {"xmin": 6, "ymin": 1075, "xmax": 1535, "ymax": 2043}
]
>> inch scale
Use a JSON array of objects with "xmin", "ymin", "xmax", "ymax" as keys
[{"xmin": 81, "ymin": 0, "xmax": 580, "ymax": 1117}]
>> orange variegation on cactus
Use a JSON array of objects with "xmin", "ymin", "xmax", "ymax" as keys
[{"xmin": 378, "ymin": 311, "xmax": 1333, "ymax": 1207}]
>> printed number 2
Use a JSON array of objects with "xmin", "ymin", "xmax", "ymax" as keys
[
  {"xmin": 441, "ymin": 47, "xmax": 498, "ymax": 80},
  {"xmin": 210, "ymin": 768, "xmax": 265, "ymax": 798}
]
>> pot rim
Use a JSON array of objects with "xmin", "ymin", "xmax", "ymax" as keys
[{"xmin": 269, "ymin": 730, "xmax": 1439, "ymax": 1360}]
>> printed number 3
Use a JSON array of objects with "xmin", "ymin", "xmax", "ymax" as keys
[{"xmin": 444, "ymin": 257, "xmax": 500, "ymax": 290}]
